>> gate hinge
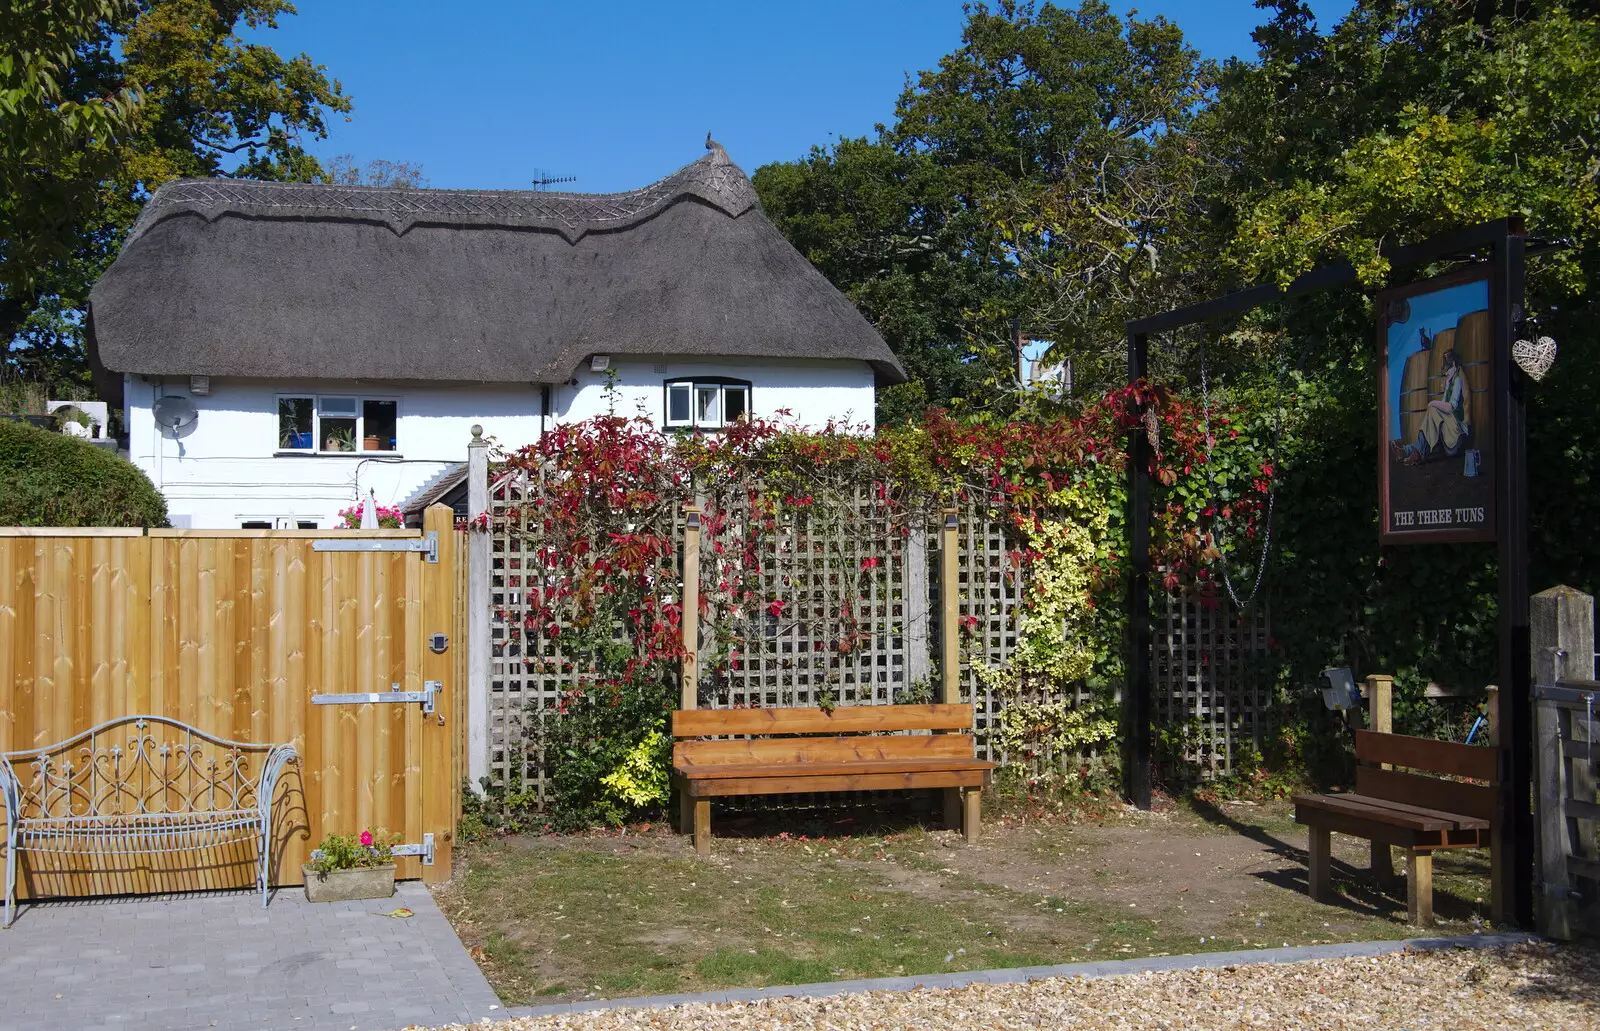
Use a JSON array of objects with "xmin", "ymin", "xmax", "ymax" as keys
[
  {"xmin": 312, "ymin": 531, "xmax": 438, "ymax": 562},
  {"xmin": 312, "ymin": 680, "xmax": 442, "ymax": 714},
  {"xmin": 312, "ymin": 832, "xmax": 434, "ymax": 867}
]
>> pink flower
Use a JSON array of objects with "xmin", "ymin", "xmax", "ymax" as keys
[{"xmin": 360, "ymin": 830, "xmax": 373, "ymax": 847}]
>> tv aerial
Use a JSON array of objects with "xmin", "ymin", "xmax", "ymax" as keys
[{"xmin": 530, "ymin": 168, "xmax": 577, "ymax": 191}]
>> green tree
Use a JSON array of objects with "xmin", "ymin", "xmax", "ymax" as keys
[
  {"xmin": 3, "ymin": 0, "xmax": 351, "ymax": 387},
  {"xmin": 753, "ymin": 138, "xmax": 1015, "ymax": 424}
]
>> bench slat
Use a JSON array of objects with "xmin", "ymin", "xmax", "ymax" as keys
[
  {"xmin": 675, "ymin": 733, "xmax": 975, "ymax": 768},
  {"xmin": 684, "ymin": 768, "xmax": 991, "ymax": 798},
  {"xmin": 1293, "ymin": 803, "xmax": 1443, "ymax": 849},
  {"xmin": 1354, "ymin": 730, "xmax": 1498, "ymax": 782},
  {"xmin": 675, "ymin": 757, "xmax": 996, "ymax": 780},
  {"xmin": 673, "ymin": 704, "xmax": 974, "ymax": 738},
  {"xmin": 1291, "ymin": 792, "xmax": 1455, "ymax": 832},
  {"xmin": 1356, "ymin": 766, "xmax": 1497, "ymax": 823},
  {"xmin": 1336, "ymin": 791, "xmax": 1491, "ymax": 831}
]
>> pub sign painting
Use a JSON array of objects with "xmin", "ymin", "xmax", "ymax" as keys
[{"xmin": 1377, "ymin": 269, "xmax": 1496, "ymax": 544}]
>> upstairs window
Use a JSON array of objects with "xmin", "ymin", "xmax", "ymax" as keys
[
  {"xmin": 664, "ymin": 379, "xmax": 750, "ymax": 430},
  {"xmin": 278, "ymin": 395, "xmax": 398, "ymax": 453}
]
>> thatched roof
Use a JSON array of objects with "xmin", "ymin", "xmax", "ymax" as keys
[{"xmin": 88, "ymin": 142, "xmax": 904, "ymax": 393}]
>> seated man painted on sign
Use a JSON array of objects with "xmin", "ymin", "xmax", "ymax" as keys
[{"xmin": 1393, "ymin": 349, "xmax": 1470, "ymax": 465}]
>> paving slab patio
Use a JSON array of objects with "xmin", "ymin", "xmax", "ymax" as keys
[{"xmin": 0, "ymin": 881, "xmax": 504, "ymax": 1031}]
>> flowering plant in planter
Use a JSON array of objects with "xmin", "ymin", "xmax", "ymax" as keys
[
  {"xmin": 308, "ymin": 828, "xmax": 399, "ymax": 873},
  {"xmin": 303, "ymin": 828, "xmax": 402, "ymax": 902},
  {"xmin": 335, "ymin": 503, "xmax": 404, "ymax": 528}
]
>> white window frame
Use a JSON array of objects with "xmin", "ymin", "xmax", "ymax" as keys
[
  {"xmin": 276, "ymin": 393, "xmax": 400, "ymax": 454},
  {"xmin": 663, "ymin": 378, "xmax": 751, "ymax": 431}
]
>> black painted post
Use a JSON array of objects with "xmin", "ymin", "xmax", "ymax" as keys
[
  {"xmin": 1126, "ymin": 330, "xmax": 1153, "ymax": 809},
  {"xmin": 1493, "ymin": 229, "xmax": 1533, "ymax": 926}
]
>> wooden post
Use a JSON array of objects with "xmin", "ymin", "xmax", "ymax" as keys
[
  {"xmin": 1531, "ymin": 585, "xmax": 1593, "ymax": 938},
  {"xmin": 1406, "ymin": 849, "xmax": 1434, "ymax": 925},
  {"xmin": 681, "ymin": 505, "xmax": 700, "ymax": 711},
  {"xmin": 1493, "ymin": 228, "xmax": 1533, "ymax": 927},
  {"xmin": 1308, "ymin": 826, "xmax": 1332, "ymax": 902},
  {"xmin": 420, "ymin": 504, "xmax": 456, "ymax": 883},
  {"xmin": 1484, "ymin": 682, "xmax": 1504, "ymax": 924},
  {"xmin": 904, "ymin": 515, "xmax": 930, "ymax": 694},
  {"xmin": 939, "ymin": 508, "xmax": 961, "ymax": 830},
  {"xmin": 1365, "ymin": 674, "xmax": 1396, "ymax": 887},
  {"xmin": 465, "ymin": 425, "xmax": 490, "ymax": 793},
  {"xmin": 1367, "ymin": 674, "xmax": 1393, "ymax": 737},
  {"xmin": 1125, "ymin": 330, "xmax": 1153, "ymax": 810}
]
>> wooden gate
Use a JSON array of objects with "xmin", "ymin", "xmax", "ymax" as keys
[{"xmin": 0, "ymin": 506, "xmax": 463, "ymax": 899}]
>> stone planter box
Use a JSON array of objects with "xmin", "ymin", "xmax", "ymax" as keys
[{"xmin": 302, "ymin": 864, "xmax": 396, "ymax": 903}]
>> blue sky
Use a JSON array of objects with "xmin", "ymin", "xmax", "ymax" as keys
[
  {"xmin": 258, "ymin": 1, "xmax": 1353, "ymax": 193},
  {"xmin": 1386, "ymin": 279, "xmax": 1490, "ymax": 440}
]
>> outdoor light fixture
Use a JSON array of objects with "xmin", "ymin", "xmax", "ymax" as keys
[
  {"xmin": 189, "ymin": 375, "xmax": 210, "ymax": 395},
  {"xmin": 590, "ymin": 354, "xmax": 610, "ymax": 372},
  {"xmin": 1319, "ymin": 667, "xmax": 1360, "ymax": 711}
]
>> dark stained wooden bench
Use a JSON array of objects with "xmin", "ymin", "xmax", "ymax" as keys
[
  {"xmin": 672, "ymin": 703, "xmax": 996, "ymax": 856},
  {"xmin": 1293, "ymin": 729, "xmax": 1501, "ymax": 925}
]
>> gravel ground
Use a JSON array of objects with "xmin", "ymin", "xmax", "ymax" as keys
[{"xmin": 416, "ymin": 942, "xmax": 1597, "ymax": 1031}]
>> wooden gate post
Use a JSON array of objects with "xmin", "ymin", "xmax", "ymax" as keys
[
  {"xmin": 1365, "ymin": 674, "xmax": 1396, "ymax": 886},
  {"xmin": 421, "ymin": 503, "xmax": 457, "ymax": 883},
  {"xmin": 466, "ymin": 426, "xmax": 490, "ymax": 793},
  {"xmin": 939, "ymin": 507, "xmax": 962, "ymax": 831},
  {"xmin": 1532, "ymin": 585, "xmax": 1594, "ymax": 937}
]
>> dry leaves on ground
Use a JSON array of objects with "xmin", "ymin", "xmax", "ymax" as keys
[{"xmin": 420, "ymin": 942, "xmax": 1597, "ymax": 1031}]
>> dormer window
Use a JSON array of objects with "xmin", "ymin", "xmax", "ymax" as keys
[{"xmin": 664, "ymin": 378, "xmax": 749, "ymax": 430}]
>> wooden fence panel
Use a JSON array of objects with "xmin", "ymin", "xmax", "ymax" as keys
[{"xmin": 0, "ymin": 523, "xmax": 458, "ymax": 900}]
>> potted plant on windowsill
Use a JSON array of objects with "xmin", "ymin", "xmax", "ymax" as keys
[
  {"xmin": 323, "ymin": 426, "xmax": 357, "ymax": 452},
  {"xmin": 303, "ymin": 829, "xmax": 399, "ymax": 902}
]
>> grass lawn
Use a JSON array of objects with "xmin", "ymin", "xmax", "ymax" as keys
[{"xmin": 434, "ymin": 797, "xmax": 1496, "ymax": 1005}]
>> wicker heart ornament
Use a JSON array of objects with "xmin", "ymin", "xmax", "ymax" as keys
[{"xmin": 1512, "ymin": 336, "xmax": 1557, "ymax": 382}]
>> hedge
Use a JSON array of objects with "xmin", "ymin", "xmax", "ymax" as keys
[{"xmin": 0, "ymin": 419, "xmax": 168, "ymax": 527}]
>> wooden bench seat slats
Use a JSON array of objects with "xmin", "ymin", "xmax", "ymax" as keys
[
  {"xmin": 676, "ymin": 757, "xmax": 997, "ymax": 780},
  {"xmin": 1355, "ymin": 766, "xmax": 1496, "ymax": 822},
  {"xmin": 1353, "ymin": 730, "xmax": 1498, "ymax": 782},
  {"xmin": 1334, "ymin": 792, "xmax": 1491, "ymax": 831},
  {"xmin": 672, "ymin": 703, "xmax": 974, "ymax": 737},
  {"xmin": 686, "ymin": 769, "xmax": 990, "ymax": 798},
  {"xmin": 1292, "ymin": 792, "xmax": 1456, "ymax": 832},
  {"xmin": 672, "ymin": 704, "xmax": 989, "ymax": 854},
  {"xmin": 675, "ymin": 732, "xmax": 977, "ymax": 767}
]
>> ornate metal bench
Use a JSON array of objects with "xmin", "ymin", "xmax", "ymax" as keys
[{"xmin": 2, "ymin": 716, "xmax": 297, "ymax": 927}]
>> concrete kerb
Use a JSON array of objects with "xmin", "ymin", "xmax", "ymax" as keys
[{"xmin": 499, "ymin": 932, "xmax": 1541, "ymax": 1019}]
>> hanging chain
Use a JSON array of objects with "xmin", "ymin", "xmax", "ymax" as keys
[{"xmin": 1198, "ymin": 337, "xmax": 1283, "ymax": 610}]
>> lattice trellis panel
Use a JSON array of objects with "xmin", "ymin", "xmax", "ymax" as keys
[
  {"xmin": 1152, "ymin": 586, "xmax": 1271, "ymax": 778},
  {"xmin": 698, "ymin": 488, "xmax": 918, "ymax": 711},
  {"xmin": 484, "ymin": 467, "xmax": 1271, "ymax": 798}
]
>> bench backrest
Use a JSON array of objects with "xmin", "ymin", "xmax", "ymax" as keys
[
  {"xmin": 1353, "ymin": 729, "xmax": 1500, "ymax": 823},
  {"xmin": 0, "ymin": 716, "xmax": 295, "ymax": 822},
  {"xmin": 673, "ymin": 704, "xmax": 975, "ymax": 768}
]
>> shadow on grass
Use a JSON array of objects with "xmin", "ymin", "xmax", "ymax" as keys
[{"xmin": 1185, "ymin": 795, "xmax": 1489, "ymax": 925}]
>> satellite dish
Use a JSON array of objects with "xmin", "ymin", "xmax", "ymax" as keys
[{"xmin": 152, "ymin": 395, "xmax": 199, "ymax": 434}]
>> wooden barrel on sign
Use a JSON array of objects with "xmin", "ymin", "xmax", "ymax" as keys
[
  {"xmin": 1397, "ymin": 349, "xmax": 1431, "ymax": 444},
  {"xmin": 1426, "ymin": 327, "xmax": 1456, "ymax": 399},
  {"xmin": 1454, "ymin": 309, "xmax": 1492, "ymax": 438}
]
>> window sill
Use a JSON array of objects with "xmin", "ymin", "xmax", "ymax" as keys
[{"xmin": 274, "ymin": 450, "xmax": 404, "ymax": 458}]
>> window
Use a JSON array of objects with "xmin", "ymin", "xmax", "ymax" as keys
[
  {"xmin": 663, "ymin": 379, "xmax": 751, "ymax": 430},
  {"xmin": 277, "ymin": 394, "xmax": 399, "ymax": 453}
]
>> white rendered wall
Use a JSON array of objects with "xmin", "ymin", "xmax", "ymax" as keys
[
  {"xmin": 124, "ymin": 375, "xmax": 543, "ymax": 529},
  {"xmin": 555, "ymin": 358, "xmax": 876, "ymax": 432},
  {"xmin": 123, "ymin": 359, "xmax": 878, "ymax": 529}
]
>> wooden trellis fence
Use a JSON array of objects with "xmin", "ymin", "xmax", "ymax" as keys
[{"xmin": 482, "ymin": 465, "xmax": 1270, "ymax": 801}]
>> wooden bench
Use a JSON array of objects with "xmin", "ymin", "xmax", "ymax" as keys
[
  {"xmin": 1293, "ymin": 729, "xmax": 1501, "ymax": 925},
  {"xmin": 672, "ymin": 703, "xmax": 996, "ymax": 856}
]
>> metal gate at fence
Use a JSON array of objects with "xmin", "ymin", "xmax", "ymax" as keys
[{"xmin": 0, "ymin": 509, "xmax": 464, "ymax": 901}]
